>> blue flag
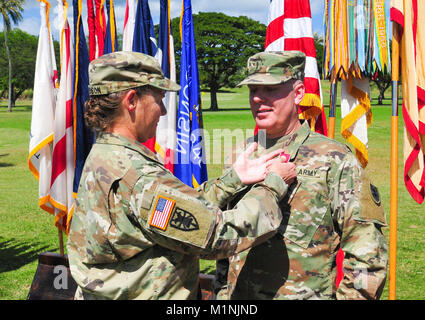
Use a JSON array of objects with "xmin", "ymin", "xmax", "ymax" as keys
[
  {"xmin": 159, "ymin": 0, "xmax": 170, "ymax": 77},
  {"xmin": 132, "ymin": 0, "xmax": 158, "ymax": 152},
  {"xmin": 174, "ymin": 0, "xmax": 208, "ymax": 187},
  {"xmin": 103, "ymin": 0, "xmax": 119, "ymax": 54},
  {"xmin": 132, "ymin": 0, "xmax": 157, "ymax": 56},
  {"xmin": 356, "ymin": 0, "xmax": 366, "ymax": 72},
  {"xmin": 73, "ymin": 0, "xmax": 94, "ymax": 195}
]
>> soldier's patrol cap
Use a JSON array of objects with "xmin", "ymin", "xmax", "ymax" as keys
[
  {"xmin": 88, "ymin": 51, "xmax": 181, "ymax": 96},
  {"xmin": 237, "ymin": 51, "xmax": 306, "ymax": 87}
]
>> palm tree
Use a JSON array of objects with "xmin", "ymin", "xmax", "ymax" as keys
[{"xmin": 0, "ymin": 0, "xmax": 24, "ymax": 112}]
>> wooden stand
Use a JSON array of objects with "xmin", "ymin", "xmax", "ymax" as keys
[
  {"xmin": 27, "ymin": 252, "xmax": 215, "ymax": 300},
  {"xmin": 27, "ymin": 252, "xmax": 77, "ymax": 300}
]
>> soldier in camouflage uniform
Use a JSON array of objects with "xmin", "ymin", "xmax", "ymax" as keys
[
  {"xmin": 215, "ymin": 51, "xmax": 388, "ymax": 300},
  {"xmin": 66, "ymin": 51, "xmax": 297, "ymax": 300}
]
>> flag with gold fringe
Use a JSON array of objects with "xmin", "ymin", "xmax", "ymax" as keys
[
  {"xmin": 324, "ymin": 0, "xmax": 389, "ymax": 168},
  {"xmin": 391, "ymin": 0, "xmax": 425, "ymax": 204},
  {"xmin": 155, "ymin": 0, "xmax": 177, "ymax": 173},
  {"xmin": 72, "ymin": 0, "xmax": 94, "ymax": 220},
  {"xmin": 132, "ymin": 0, "xmax": 158, "ymax": 152},
  {"xmin": 28, "ymin": 0, "xmax": 58, "ymax": 217},
  {"xmin": 50, "ymin": 0, "xmax": 75, "ymax": 232},
  {"xmin": 92, "ymin": 0, "xmax": 107, "ymax": 59},
  {"xmin": 103, "ymin": 0, "xmax": 118, "ymax": 54}
]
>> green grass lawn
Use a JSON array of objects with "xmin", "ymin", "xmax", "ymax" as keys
[{"xmin": 0, "ymin": 80, "xmax": 424, "ymax": 300}]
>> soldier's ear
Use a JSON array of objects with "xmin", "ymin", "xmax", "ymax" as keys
[
  {"xmin": 122, "ymin": 89, "xmax": 137, "ymax": 112},
  {"xmin": 293, "ymin": 81, "xmax": 305, "ymax": 105}
]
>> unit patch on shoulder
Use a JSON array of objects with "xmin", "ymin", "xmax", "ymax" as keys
[
  {"xmin": 148, "ymin": 195, "xmax": 176, "ymax": 230},
  {"xmin": 145, "ymin": 183, "xmax": 216, "ymax": 249},
  {"xmin": 357, "ymin": 174, "xmax": 387, "ymax": 226},
  {"xmin": 170, "ymin": 207, "xmax": 200, "ymax": 231},
  {"xmin": 369, "ymin": 183, "xmax": 381, "ymax": 206}
]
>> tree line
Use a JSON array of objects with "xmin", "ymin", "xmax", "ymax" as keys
[{"xmin": 1, "ymin": 10, "xmax": 391, "ymax": 112}]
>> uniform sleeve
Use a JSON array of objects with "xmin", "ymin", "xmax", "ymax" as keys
[
  {"xmin": 195, "ymin": 167, "xmax": 248, "ymax": 209},
  {"xmin": 331, "ymin": 155, "xmax": 388, "ymax": 300},
  {"xmin": 132, "ymin": 166, "xmax": 288, "ymax": 260}
]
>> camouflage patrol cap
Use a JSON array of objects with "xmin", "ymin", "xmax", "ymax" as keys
[
  {"xmin": 88, "ymin": 51, "xmax": 181, "ymax": 96},
  {"xmin": 237, "ymin": 51, "xmax": 306, "ymax": 87}
]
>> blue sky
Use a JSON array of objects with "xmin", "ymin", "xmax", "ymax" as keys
[{"xmin": 5, "ymin": 0, "xmax": 390, "ymax": 41}]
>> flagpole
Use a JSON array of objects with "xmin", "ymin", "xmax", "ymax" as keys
[
  {"xmin": 328, "ymin": 73, "xmax": 337, "ymax": 139},
  {"xmin": 389, "ymin": 21, "xmax": 401, "ymax": 301},
  {"xmin": 58, "ymin": 229, "xmax": 64, "ymax": 256}
]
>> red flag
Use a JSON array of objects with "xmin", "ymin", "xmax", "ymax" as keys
[
  {"xmin": 265, "ymin": 0, "xmax": 327, "ymax": 135},
  {"xmin": 122, "ymin": 0, "xmax": 136, "ymax": 51},
  {"xmin": 50, "ymin": 3, "xmax": 75, "ymax": 233},
  {"xmin": 391, "ymin": 0, "xmax": 425, "ymax": 204},
  {"xmin": 87, "ymin": 0, "xmax": 96, "ymax": 61},
  {"xmin": 94, "ymin": 0, "xmax": 106, "ymax": 58}
]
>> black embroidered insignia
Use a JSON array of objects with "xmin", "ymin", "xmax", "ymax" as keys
[
  {"xmin": 370, "ymin": 183, "xmax": 381, "ymax": 206},
  {"xmin": 170, "ymin": 207, "xmax": 199, "ymax": 231}
]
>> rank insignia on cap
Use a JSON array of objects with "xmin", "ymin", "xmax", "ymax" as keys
[{"xmin": 149, "ymin": 196, "xmax": 176, "ymax": 230}]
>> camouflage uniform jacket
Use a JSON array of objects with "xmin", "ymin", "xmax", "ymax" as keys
[
  {"xmin": 67, "ymin": 132, "xmax": 288, "ymax": 300},
  {"xmin": 218, "ymin": 121, "xmax": 388, "ymax": 300}
]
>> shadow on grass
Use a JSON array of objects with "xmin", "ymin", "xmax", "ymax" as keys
[
  {"xmin": 0, "ymin": 105, "xmax": 32, "ymax": 112},
  {"xmin": 200, "ymin": 264, "xmax": 216, "ymax": 275},
  {"xmin": 0, "ymin": 154, "xmax": 13, "ymax": 167},
  {"xmin": 0, "ymin": 237, "xmax": 56, "ymax": 273},
  {"xmin": 0, "ymin": 163, "xmax": 14, "ymax": 168}
]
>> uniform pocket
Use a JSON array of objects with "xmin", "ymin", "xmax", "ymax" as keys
[{"xmin": 280, "ymin": 167, "xmax": 331, "ymax": 249}]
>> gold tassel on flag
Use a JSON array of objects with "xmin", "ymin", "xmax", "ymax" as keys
[{"xmin": 340, "ymin": 76, "xmax": 373, "ymax": 168}]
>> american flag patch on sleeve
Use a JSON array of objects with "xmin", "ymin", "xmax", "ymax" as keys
[{"xmin": 148, "ymin": 195, "xmax": 176, "ymax": 230}]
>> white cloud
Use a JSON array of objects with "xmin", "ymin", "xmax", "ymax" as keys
[
  {"xmin": 23, "ymin": 0, "xmax": 41, "ymax": 11},
  {"xmin": 16, "ymin": 16, "xmax": 40, "ymax": 35}
]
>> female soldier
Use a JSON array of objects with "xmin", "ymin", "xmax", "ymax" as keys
[{"xmin": 67, "ymin": 51, "xmax": 296, "ymax": 300}]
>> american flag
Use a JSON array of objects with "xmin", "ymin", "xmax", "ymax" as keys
[
  {"xmin": 149, "ymin": 196, "xmax": 176, "ymax": 230},
  {"xmin": 265, "ymin": 0, "xmax": 327, "ymax": 135}
]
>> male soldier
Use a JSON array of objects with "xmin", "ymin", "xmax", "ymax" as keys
[
  {"xmin": 67, "ymin": 51, "xmax": 297, "ymax": 300},
  {"xmin": 215, "ymin": 51, "xmax": 388, "ymax": 300}
]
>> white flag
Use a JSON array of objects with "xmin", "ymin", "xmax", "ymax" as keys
[
  {"xmin": 340, "ymin": 77, "xmax": 372, "ymax": 168},
  {"xmin": 28, "ymin": 0, "xmax": 57, "ymax": 215}
]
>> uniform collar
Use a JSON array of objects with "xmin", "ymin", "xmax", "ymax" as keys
[
  {"xmin": 96, "ymin": 132, "xmax": 162, "ymax": 164},
  {"xmin": 257, "ymin": 121, "xmax": 311, "ymax": 161}
]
